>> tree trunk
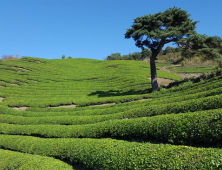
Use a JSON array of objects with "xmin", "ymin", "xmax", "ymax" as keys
[
  {"xmin": 150, "ymin": 54, "xmax": 159, "ymax": 91},
  {"xmin": 149, "ymin": 40, "xmax": 165, "ymax": 91}
]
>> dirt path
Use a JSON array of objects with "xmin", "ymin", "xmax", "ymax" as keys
[
  {"xmin": 158, "ymin": 67, "xmax": 184, "ymax": 78},
  {"xmin": 158, "ymin": 66, "xmax": 202, "ymax": 79},
  {"xmin": 12, "ymin": 107, "xmax": 28, "ymax": 111},
  {"xmin": 158, "ymin": 67, "xmax": 171, "ymax": 73}
]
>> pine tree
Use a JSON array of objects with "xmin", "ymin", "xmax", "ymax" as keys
[
  {"xmin": 125, "ymin": 7, "xmax": 198, "ymax": 90},
  {"xmin": 125, "ymin": 7, "xmax": 222, "ymax": 91}
]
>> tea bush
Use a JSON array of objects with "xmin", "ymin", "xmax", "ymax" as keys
[
  {"xmin": 0, "ymin": 135, "xmax": 222, "ymax": 169},
  {"xmin": 0, "ymin": 149, "xmax": 73, "ymax": 169}
]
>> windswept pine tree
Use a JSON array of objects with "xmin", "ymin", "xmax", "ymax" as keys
[{"xmin": 125, "ymin": 7, "xmax": 222, "ymax": 91}]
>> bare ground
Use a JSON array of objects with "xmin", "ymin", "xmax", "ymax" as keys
[
  {"xmin": 0, "ymin": 97, "xmax": 4, "ymax": 102},
  {"xmin": 147, "ymin": 77, "xmax": 175, "ymax": 86},
  {"xmin": 12, "ymin": 107, "xmax": 28, "ymax": 111},
  {"xmin": 13, "ymin": 66, "xmax": 31, "ymax": 71}
]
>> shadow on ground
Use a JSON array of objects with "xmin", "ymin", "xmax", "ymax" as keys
[{"xmin": 88, "ymin": 89, "xmax": 152, "ymax": 97}]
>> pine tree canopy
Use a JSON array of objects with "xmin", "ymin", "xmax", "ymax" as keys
[
  {"xmin": 125, "ymin": 7, "xmax": 222, "ymax": 91},
  {"xmin": 125, "ymin": 7, "xmax": 198, "ymax": 54}
]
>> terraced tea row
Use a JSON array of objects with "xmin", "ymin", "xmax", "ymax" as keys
[
  {"xmin": 151, "ymin": 76, "xmax": 222, "ymax": 98},
  {"xmin": 1, "ymin": 90, "xmax": 222, "ymax": 120},
  {"xmin": 0, "ymin": 149, "xmax": 72, "ymax": 170},
  {"xmin": 1, "ymin": 109, "xmax": 222, "ymax": 146},
  {"xmin": 0, "ymin": 135, "xmax": 221, "ymax": 169}
]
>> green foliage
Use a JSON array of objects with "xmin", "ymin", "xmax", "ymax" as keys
[
  {"xmin": 107, "ymin": 53, "xmax": 122, "ymax": 60},
  {"xmin": 125, "ymin": 7, "xmax": 197, "ymax": 52},
  {"xmin": 178, "ymin": 34, "xmax": 222, "ymax": 60},
  {"xmin": 168, "ymin": 65, "xmax": 215, "ymax": 73},
  {"xmin": 1, "ymin": 135, "xmax": 222, "ymax": 169},
  {"xmin": 62, "ymin": 55, "xmax": 66, "ymax": 59},
  {"xmin": 106, "ymin": 50, "xmax": 151, "ymax": 61},
  {"xmin": 164, "ymin": 46, "xmax": 174, "ymax": 54},
  {"xmin": 163, "ymin": 46, "xmax": 183, "ymax": 55},
  {"xmin": 0, "ymin": 149, "xmax": 73, "ymax": 169},
  {"xmin": 141, "ymin": 48, "xmax": 151, "ymax": 59},
  {"xmin": 125, "ymin": 52, "xmax": 142, "ymax": 60}
]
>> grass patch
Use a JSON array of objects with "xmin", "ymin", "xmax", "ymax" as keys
[{"xmin": 168, "ymin": 65, "xmax": 216, "ymax": 73}]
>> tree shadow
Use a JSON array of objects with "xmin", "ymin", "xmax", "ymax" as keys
[
  {"xmin": 63, "ymin": 159, "xmax": 91, "ymax": 170},
  {"xmin": 88, "ymin": 88, "xmax": 152, "ymax": 97}
]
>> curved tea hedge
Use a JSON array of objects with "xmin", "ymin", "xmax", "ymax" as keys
[
  {"xmin": 0, "ymin": 109, "xmax": 222, "ymax": 146},
  {"xmin": 0, "ymin": 135, "xmax": 222, "ymax": 170},
  {"xmin": 0, "ymin": 149, "xmax": 73, "ymax": 170},
  {"xmin": 1, "ymin": 92, "xmax": 222, "ymax": 123}
]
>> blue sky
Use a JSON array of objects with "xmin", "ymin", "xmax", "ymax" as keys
[{"xmin": 0, "ymin": 0, "xmax": 222, "ymax": 60}]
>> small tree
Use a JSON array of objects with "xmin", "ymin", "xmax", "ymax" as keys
[
  {"xmin": 122, "ymin": 54, "xmax": 133, "ymax": 60},
  {"xmin": 175, "ymin": 47, "xmax": 183, "ymax": 53},
  {"xmin": 141, "ymin": 48, "xmax": 152, "ymax": 60},
  {"xmin": 107, "ymin": 53, "xmax": 122, "ymax": 60},
  {"xmin": 62, "ymin": 55, "xmax": 66, "ymax": 59},
  {"xmin": 164, "ymin": 46, "xmax": 175, "ymax": 55},
  {"xmin": 131, "ymin": 52, "xmax": 142, "ymax": 60},
  {"xmin": 125, "ymin": 7, "xmax": 222, "ymax": 91},
  {"xmin": 178, "ymin": 34, "xmax": 222, "ymax": 60},
  {"xmin": 67, "ymin": 56, "xmax": 72, "ymax": 59}
]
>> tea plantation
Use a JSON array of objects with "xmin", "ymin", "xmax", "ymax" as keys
[{"xmin": 0, "ymin": 57, "xmax": 222, "ymax": 169}]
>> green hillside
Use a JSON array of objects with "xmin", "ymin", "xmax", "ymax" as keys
[
  {"xmin": 0, "ymin": 57, "xmax": 181, "ymax": 107},
  {"xmin": 1, "ymin": 57, "xmax": 222, "ymax": 169}
]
